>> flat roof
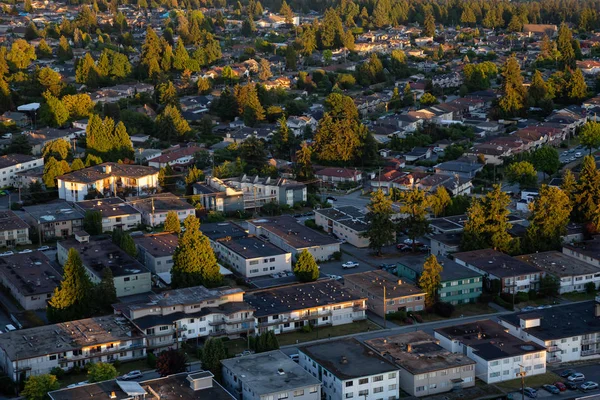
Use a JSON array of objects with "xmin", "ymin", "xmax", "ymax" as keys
[
  {"xmin": 365, "ymin": 331, "xmax": 475, "ymax": 375},
  {"xmin": 48, "ymin": 372, "xmax": 235, "ymax": 400},
  {"xmin": 0, "ymin": 315, "xmax": 138, "ymax": 361},
  {"xmin": 435, "ymin": 320, "xmax": 546, "ymax": 361},
  {"xmin": 23, "ymin": 201, "xmax": 84, "ymax": 223},
  {"xmin": 564, "ymin": 236, "xmax": 600, "ymax": 261},
  {"xmin": 343, "ymin": 270, "xmax": 425, "ymax": 299},
  {"xmin": 132, "ymin": 194, "xmax": 194, "ymax": 213},
  {"xmin": 58, "ymin": 162, "xmax": 158, "ymax": 184},
  {"xmin": 430, "ymin": 232, "xmax": 463, "ymax": 247},
  {"xmin": 299, "ymin": 338, "xmax": 398, "ymax": 380},
  {"xmin": 0, "ymin": 251, "xmax": 61, "ymax": 295},
  {"xmin": 453, "ymin": 249, "xmax": 542, "ymax": 278},
  {"xmin": 218, "ymin": 236, "xmax": 288, "ymax": 259},
  {"xmin": 499, "ymin": 300, "xmax": 600, "ymax": 341},
  {"xmin": 133, "ymin": 233, "xmax": 178, "ymax": 258},
  {"xmin": 245, "ymin": 280, "xmax": 365, "ymax": 317},
  {"xmin": 0, "ymin": 210, "xmax": 29, "ymax": 231},
  {"xmin": 315, "ymin": 206, "xmax": 369, "ymax": 232},
  {"xmin": 221, "ymin": 350, "xmax": 321, "ymax": 396},
  {"xmin": 400, "ymin": 256, "xmax": 482, "ymax": 282},
  {"xmin": 58, "ymin": 238, "xmax": 149, "ymax": 278},
  {"xmin": 75, "ymin": 197, "xmax": 141, "ymax": 218},
  {"xmin": 249, "ymin": 215, "xmax": 339, "ymax": 249},
  {"xmin": 517, "ymin": 251, "xmax": 600, "ymax": 277},
  {"xmin": 201, "ymin": 222, "xmax": 247, "ymax": 241},
  {"xmin": 0, "ymin": 154, "xmax": 40, "ymax": 169}
]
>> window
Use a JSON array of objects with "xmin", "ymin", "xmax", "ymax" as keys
[
  {"xmin": 572, "ymin": 348, "xmax": 578, "ymax": 352},
  {"xmin": 416, "ymin": 387, "xmax": 425, "ymax": 393},
  {"xmin": 345, "ymin": 394, "xmax": 354, "ymax": 399},
  {"xmin": 534, "ymin": 364, "xmax": 544, "ymax": 370},
  {"xmin": 159, "ymin": 326, "xmax": 169, "ymax": 331},
  {"xmin": 49, "ymin": 355, "xmax": 57, "ymax": 360},
  {"xmin": 277, "ymin": 393, "xmax": 288, "ymax": 400},
  {"xmin": 429, "ymin": 384, "xmax": 437, "ymax": 389},
  {"xmin": 374, "ymin": 387, "xmax": 383, "ymax": 393},
  {"xmin": 293, "ymin": 390, "xmax": 304, "ymax": 396},
  {"xmin": 346, "ymin": 381, "xmax": 354, "ymax": 387},
  {"xmin": 124, "ymin": 277, "xmax": 130, "ymax": 282},
  {"xmin": 309, "ymin": 387, "xmax": 318, "ymax": 394},
  {"xmin": 503, "ymin": 370, "xmax": 510, "ymax": 375},
  {"xmin": 359, "ymin": 378, "xmax": 368, "ymax": 385},
  {"xmin": 389, "ymin": 384, "xmax": 397, "ymax": 390},
  {"xmin": 388, "ymin": 372, "xmax": 396, "ymax": 379},
  {"xmin": 373, "ymin": 375, "xmax": 383, "ymax": 382},
  {"xmin": 490, "ymin": 361, "xmax": 499, "ymax": 366},
  {"xmin": 490, "ymin": 372, "xmax": 501, "ymax": 378},
  {"xmin": 358, "ymin": 390, "xmax": 368, "ymax": 397}
]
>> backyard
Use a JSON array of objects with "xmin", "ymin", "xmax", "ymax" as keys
[
  {"xmin": 561, "ymin": 291, "xmax": 597, "ymax": 302},
  {"xmin": 56, "ymin": 359, "xmax": 151, "ymax": 388},
  {"xmin": 420, "ymin": 302, "xmax": 497, "ymax": 323},
  {"xmin": 493, "ymin": 371, "xmax": 561, "ymax": 392}
]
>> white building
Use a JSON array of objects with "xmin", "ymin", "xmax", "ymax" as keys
[
  {"xmin": 0, "ymin": 154, "xmax": 43, "ymax": 188},
  {"xmin": 435, "ymin": 320, "xmax": 547, "ymax": 383},
  {"xmin": 0, "ymin": 316, "xmax": 145, "ymax": 382},
  {"xmin": 129, "ymin": 193, "xmax": 196, "ymax": 227},
  {"xmin": 299, "ymin": 338, "xmax": 400, "ymax": 400},
  {"xmin": 74, "ymin": 197, "xmax": 142, "ymax": 232},
  {"xmin": 0, "ymin": 210, "xmax": 30, "ymax": 248},
  {"xmin": 314, "ymin": 206, "xmax": 370, "ymax": 248}
]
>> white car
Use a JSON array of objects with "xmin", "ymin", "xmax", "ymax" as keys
[
  {"xmin": 67, "ymin": 381, "xmax": 89, "ymax": 388},
  {"xmin": 0, "ymin": 251, "xmax": 13, "ymax": 257},
  {"xmin": 575, "ymin": 152, "xmax": 583, "ymax": 158},
  {"xmin": 433, "ymin": 147, "xmax": 444, "ymax": 153},
  {"xmin": 326, "ymin": 274, "xmax": 343, "ymax": 280},
  {"xmin": 568, "ymin": 373, "xmax": 585, "ymax": 382},
  {"xmin": 342, "ymin": 261, "xmax": 359, "ymax": 269},
  {"xmin": 37, "ymin": 246, "xmax": 50, "ymax": 251},
  {"xmin": 403, "ymin": 238, "xmax": 422, "ymax": 245},
  {"xmin": 18, "ymin": 249, "xmax": 32, "ymax": 254},
  {"xmin": 120, "ymin": 370, "xmax": 143, "ymax": 381}
]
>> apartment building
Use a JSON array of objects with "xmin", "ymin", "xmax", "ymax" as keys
[
  {"xmin": 342, "ymin": 270, "xmax": 425, "ymax": 317},
  {"xmin": 365, "ymin": 332, "xmax": 476, "ymax": 397},
  {"xmin": 453, "ymin": 249, "xmax": 543, "ymax": 294},
  {"xmin": 248, "ymin": 216, "xmax": 340, "ymax": 261},
  {"xmin": 0, "ymin": 154, "xmax": 44, "ymax": 188},
  {"xmin": 563, "ymin": 237, "xmax": 600, "ymax": 269},
  {"xmin": 518, "ymin": 251, "xmax": 600, "ymax": 294},
  {"xmin": 299, "ymin": 338, "xmax": 400, "ymax": 400},
  {"xmin": 133, "ymin": 233, "xmax": 178, "ymax": 274},
  {"xmin": 49, "ymin": 371, "xmax": 235, "ymax": 400},
  {"xmin": 22, "ymin": 202, "xmax": 83, "ymax": 242},
  {"xmin": 435, "ymin": 320, "xmax": 547, "ymax": 383},
  {"xmin": 57, "ymin": 233, "xmax": 151, "ymax": 297},
  {"xmin": 397, "ymin": 257, "xmax": 483, "ymax": 305},
  {"xmin": 75, "ymin": 197, "xmax": 142, "ymax": 232},
  {"xmin": 57, "ymin": 162, "xmax": 159, "ymax": 202},
  {"xmin": 0, "ymin": 316, "xmax": 145, "ymax": 382},
  {"xmin": 217, "ymin": 175, "xmax": 307, "ymax": 207},
  {"xmin": 193, "ymin": 180, "xmax": 244, "ymax": 214},
  {"xmin": 244, "ymin": 281, "xmax": 367, "ymax": 335},
  {"xmin": 114, "ymin": 286, "xmax": 255, "ymax": 351},
  {"xmin": 314, "ymin": 206, "xmax": 370, "ymax": 248},
  {"xmin": 130, "ymin": 193, "xmax": 196, "ymax": 227},
  {"xmin": 222, "ymin": 350, "xmax": 321, "ymax": 400},
  {"xmin": 499, "ymin": 299, "xmax": 600, "ymax": 363},
  {"xmin": 0, "ymin": 251, "xmax": 60, "ymax": 310},
  {"xmin": 0, "ymin": 210, "xmax": 30, "ymax": 248}
]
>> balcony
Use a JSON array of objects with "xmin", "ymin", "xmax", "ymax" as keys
[
  {"xmin": 546, "ymin": 345, "xmax": 561, "ymax": 353},
  {"xmin": 547, "ymin": 356, "xmax": 562, "ymax": 363},
  {"xmin": 581, "ymin": 348, "xmax": 600, "ymax": 357},
  {"xmin": 581, "ymin": 338, "xmax": 600, "ymax": 345},
  {"xmin": 353, "ymin": 305, "xmax": 367, "ymax": 312}
]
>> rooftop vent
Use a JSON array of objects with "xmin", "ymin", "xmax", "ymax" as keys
[{"xmin": 277, "ymin": 368, "xmax": 285, "ymax": 375}]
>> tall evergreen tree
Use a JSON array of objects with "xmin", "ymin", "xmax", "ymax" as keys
[
  {"xmin": 499, "ymin": 55, "xmax": 526, "ymax": 117},
  {"xmin": 57, "ymin": 36, "xmax": 73, "ymax": 61},
  {"xmin": 419, "ymin": 255, "xmax": 443, "ymax": 307},
  {"xmin": 568, "ymin": 68, "xmax": 588, "ymax": 102},
  {"xmin": 36, "ymin": 39, "xmax": 53, "ymax": 59},
  {"xmin": 293, "ymin": 250, "xmax": 319, "ymax": 282},
  {"xmin": 398, "ymin": 188, "xmax": 430, "ymax": 251},
  {"xmin": 363, "ymin": 190, "xmax": 395, "ymax": 255},
  {"xmin": 423, "ymin": 12, "xmax": 436, "ymax": 37},
  {"xmin": 199, "ymin": 338, "xmax": 227, "ymax": 380},
  {"xmin": 575, "ymin": 155, "xmax": 600, "ymax": 222},
  {"xmin": 141, "ymin": 27, "xmax": 163, "ymax": 78},
  {"xmin": 156, "ymin": 105, "xmax": 191, "ymax": 141},
  {"xmin": 524, "ymin": 185, "xmax": 572, "ymax": 252},
  {"xmin": 557, "ymin": 23, "xmax": 576, "ymax": 69},
  {"xmin": 164, "ymin": 210, "xmax": 181, "ymax": 233},
  {"xmin": 295, "ymin": 141, "xmax": 314, "ymax": 181},
  {"xmin": 173, "ymin": 39, "xmax": 190, "ymax": 71}
]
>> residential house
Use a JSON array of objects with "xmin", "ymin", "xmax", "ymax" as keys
[
  {"xmin": 299, "ymin": 338, "xmax": 400, "ymax": 400},
  {"xmin": 221, "ymin": 351, "xmax": 321, "ymax": 400},
  {"xmin": 523, "ymin": 24, "xmax": 557, "ymax": 38},
  {"xmin": 21, "ymin": 202, "xmax": 83, "ymax": 242},
  {"xmin": 133, "ymin": 233, "xmax": 178, "ymax": 274},
  {"xmin": 214, "ymin": 175, "xmax": 307, "ymax": 208},
  {"xmin": 286, "ymin": 115, "xmax": 318, "ymax": 137},
  {"xmin": 364, "ymin": 332, "xmax": 476, "ymax": 397},
  {"xmin": 244, "ymin": 280, "xmax": 367, "ymax": 335},
  {"xmin": 453, "ymin": 249, "xmax": 543, "ymax": 294},
  {"xmin": 57, "ymin": 233, "xmax": 151, "ymax": 297},
  {"xmin": 315, "ymin": 168, "xmax": 362, "ymax": 188},
  {"xmin": 57, "ymin": 163, "xmax": 159, "ymax": 202},
  {"xmin": 343, "ymin": 270, "xmax": 425, "ymax": 317},
  {"xmin": 404, "ymin": 147, "xmax": 432, "ymax": 163},
  {"xmin": 0, "ymin": 154, "xmax": 44, "ymax": 188},
  {"xmin": 430, "ymin": 233, "xmax": 462, "ymax": 256},
  {"xmin": 247, "ymin": 216, "xmax": 340, "ymax": 261},
  {"xmin": 434, "ymin": 319, "xmax": 547, "ymax": 383},
  {"xmin": 397, "ymin": 257, "xmax": 483, "ymax": 305},
  {"xmin": 193, "ymin": 178, "xmax": 244, "ymax": 214},
  {"xmin": 74, "ymin": 197, "xmax": 142, "ymax": 232},
  {"xmin": 24, "ymin": 128, "xmax": 79, "ymax": 155},
  {"xmin": 0, "ymin": 210, "xmax": 30, "ymax": 248},
  {"xmin": 0, "ymin": 111, "xmax": 29, "ymax": 128},
  {"xmin": 113, "ymin": 286, "xmax": 254, "ymax": 351},
  {"xmin": 314, "ymin": 206, "xmax": 370, "ymax": 248},
  {"xmin": 147, "ymin": 145, "xmax": 203, "ymax": 169},
  {"xmin": 0, "ymin": 316, "xmax": 145, "ymax": 382},
  {"xmin": 434, "ymin": 160, "xmax": 483, "ymax": 179},
  {"xmin": 130, "ymin": 193, "xmax": 195, "ymax": 227}
]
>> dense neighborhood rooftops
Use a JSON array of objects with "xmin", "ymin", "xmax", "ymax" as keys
[
  {"xmin": 0, "ymin": 210, "xmax": 28, "ymax": 231},
  {"xmin": 0, "ymin": 251, "xmax": 61, "ymax": 295},
  {"xmin": 245, "ymin": 280, "xmax": 364, "ymax": 317},
  {"xmin": 401, "ymin": 256, "xmax": 481, "ymax": 282},
  {"xmin": 23, "ymin": 201, "xmax": 84, "ymax": 223},
  {"xmin": 200, "ymin": 222, "xmax": 247, "ymax": 241},
  {"xmin": 132, "ymin": 193, "xmax": 194, "ymax": 213},
  {"xmin": 221, "ymin": 351, "xmax": 321, "ymax": 396},
  {"xmin": 0, "ymin": 315, "xmax": 138, "ymax": 360},
  {"xmin": 499, "ymin": 301, "xmax": 600, "ymax": 340},
  {"xmin": 217, "ymin": 236, "xmax": 287, "ymax": 259},
  {"xmin": 517, "ymin": 251, "xmax": 600, "ymax": 277},
  {"xmin": 299, "ymin": 338, "xmax": 398, "ymax": 380},
  {"xmin": 343, "ymin": 270, "xmax": 425, "ymax": 299},
  {"xmin": 249, "ymin": 215, "xmax": 339, "ymax": 248},
  {"xmin": 435, "ymin": 320, "xmax": 546, "ymax": 361},
  {"xmin": 75, "ymin": 197, "xmax": 141, "ymax": 218},
  {"xmin": 453, "ymin": 248, "xmax": 542, "ymax": 278},
  {"xmin": 365, "ymin": 331, "xmax": 475, "ymax": 375},
  {"xmin": 133, "ymin": 233, "xmax": 178, "ymax": 258}
]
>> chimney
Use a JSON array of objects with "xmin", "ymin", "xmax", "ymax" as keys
[
  {"xmin": 103, "ymin": 164, "xmax": 112, "ymax": 174},
  {"xmin": 109, "ymin": 392, "xmax": 117, "ymax": 399},
  {"xmin": 340, "ymin": 356, "xmax": 348, "ymax": 364},
  {"xmin": 407, "ymin": 344, "xmax": 412, "ymax": 353},
  {"xmin": 187, "ymin": 372, "xmax": 214, "ymax": 391}
]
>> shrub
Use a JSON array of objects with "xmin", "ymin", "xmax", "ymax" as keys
[
  {"xmin": 387, "ymin": 310, "xmax": 407, "ymax": 321},
  {"xmin": 146, "ymin": 352, "xmax": 157, "ymax": 369},
  {"xmin": 494, "ymin": 296, "xmax": 514, "ymax": 311},
  {"xmin": 301, "ymin": 324, "xmax": 312, "ymax": 333},
  {"xmin": 516, "ymin": 291, "xmax": 529, "ymax": 303},
  {"xmin": 332, "ymin": 251, "xmax": 342, "ymax": 261},
  {"xmin": 585, "ymin": 281, "xmax": 597, "ymax": 294},
  {"xmin": 434, "ymin": 302, "xmax": 455, "ymax": 318},
  {"xmin": 50, "ymin": 367, "xmax": 65, "ymax": 378},
  {"xmin": 112, "ymin": 359, "xmax": 121, "ymax": 369},
  {"xmin": 413, "ymin": 314, "xmax": 423, "ymax": 323},
  {"xmin": 304, "ymin": 219, "xmax": 322, "ymax": 230},
  {"xmin": 528, "ymin": 289, "xmax": 537, "ymax": 300},
  {"xmin": 478, "ymin": 293, "xmax": 493, "ymax": 303}
]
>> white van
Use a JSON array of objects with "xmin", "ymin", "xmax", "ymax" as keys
[{"xmin": 5, "ymin": 324, "xmax": 16, "ymax": 332}]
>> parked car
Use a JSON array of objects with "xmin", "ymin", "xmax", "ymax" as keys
[
  {"xmin": 565, "ymin": 381, "xmax": 579, "ymax": 390},
  {"xmin": 18, "ymin": 249, "xmax": 32, "ymax": 254},
  {"xmin": 568, "ymin": 373, "xmax": 585, "ymax": 382},
  {"xmin": 554, "ymin": 382, "xmax": 566, "ymax": 392},
  {"xmin": 67, "ymin": 381, "xmax": 89, "ymax": 388},
  {"xmin": 396, "ymin": 244, "xmax": 411, "ymax": 252},
  {"xmin": 326, "ymin": 196, "xmax": 337, "ymax": 202},
  {"xmin": 560, "ymin": 369, "xmax": 576, "ymax": 378},
  {"xmin": 523, "ymin": 387, "xmax": 537, "ymax": 398},
  {"xmin": 581, "ymin": 382, "xmax": 599, "ymax": 391},
  {"xmin": 4, "ymin": 324, "xmax": 16, "ymax": 333},
  {"xmin": 575, "ymin": 152, "xmax": 583, "ymax": 158},
  {"xmin": 37, "ymin": 246, "xmax": 50, "ymax": 251},
  {"xmin": 120, "ymin": 370, "xmax": 143, "ymax": 381},
  {"xmin": 326, "ymin": 274, "xmax": 342, "ymax": 281},
  {"xmin": 0, "ymin": 251, "xmax": 13, "ymax": 257},
  {"xmin": 403, "ymin": 238, "xmax": 422, "ymax": 245},
  {"xmin": 542, "ymin": 384, "xmax": 560, "ymax": 394},
  {"xmin": 342, "ymin": 261, "xmax": 359, "ymax": 269},
  {"xmin": 521, "ymin": 306, "xmax": 537, "ymax": 312}
]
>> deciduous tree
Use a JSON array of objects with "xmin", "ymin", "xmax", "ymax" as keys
[
  {"xmin": 22, "ymin": 374, "xmax": 60, "ymax": 400},
  {"xmin": 156, "ymin": 350, "xmax": 188, "ymax": 377},
  {"xmin": 87, "ymin": 362, "xmax": 117, "ymax": 383},
  {"xmin": 7, "ymin": 39, "xmax": 36, "ymax": 70},
  {"xmin": 419, "ymin": 255, "xmax": 443, "ymax": 307},
  {"xmin": 580, "ymin": 121, "xmax": 600, "ymax": 154},
  {"xmin": 506, "ymin": 161, "xmax": 537, "ymax": 187},
  {"xmin": 430, "ymin": 186, "xmax": 451, "ymax": 217}
]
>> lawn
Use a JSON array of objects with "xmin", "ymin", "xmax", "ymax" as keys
[
  {"xmin": 57, "ymin": 359, "xmax": 151, "ymax": 388},
  {"xmin": 224, "ymin": 338, "xmax": 251, "ymax": 356},
  {"xmin": 277, "ymin": 320, "xmax": 381, "ymax": 346},
  {"xmin": 494, "ymin": 371, "xmax": 561, "ymax": 392},
  {"xmin": 515, "ymin": 296, "xmax": 557, "ymax": 309},
  {"xmin": 420, "ymin": 303, "xmax": 497, "ymax": 322},
  {"xmin": 561, "ymin": 291, "xmax": 598, "ymax": 302}
]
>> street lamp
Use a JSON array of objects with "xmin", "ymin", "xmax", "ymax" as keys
[{"xmin": 516, "ymin": 364, "xmax": 527, "ymax": 400}]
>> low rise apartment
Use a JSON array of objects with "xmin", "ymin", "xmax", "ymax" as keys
[
  {"xmin": 244, "ymin": 280, "xmax": 367, "ymax": 335},
  {"xmin": 130, "ymin": 193, "xmax": 196, "ymax": 227},
  {"xmin": 499, "ymin": 299, "xmax": 600, "ymax": 363},
  {"xmin": 453, "ymin": 249, "xmax": 543, "ymax": 294},
  {"xmin": 0, "ymin": 316, "xmax": 145, "ymax": 382},
  {"xmin": 49, "ymin": 371, "xmax": 235, "ymax": 400},
  {"xmin": 397, "ymin": 257, "xmax": 483, "ymax": 305},
  {"xmin": 0, "ymin": 210, "xmax": 30, "ymax": 247},
  {"xmin": 365, "ymin": 331, "xmax": 476, "ymax": 397},
  {"xmin": 435, "ymin": 319, "xmax": 547, "ymax": 383},
  {"xmin": 0, "ymin": 154, "xmax": 43, "ymax": 188},
  {"xmin": 74, "ymin": 197, "xmax": 141, "ymax": 232},
  {"xmin": 22, "ymin": 202, "xmax": 83, "ymax": 242},
  {"xmin": 248, "ymin": 215, "xmax": 340, "ymax": 261},
  {"xmin": 563, "ymin": 237, "xmax": 600, "ymax": 269},
  {"xmin": 343, "ymin": 270, "xmax": 425, "ymax": 317},
  {"xmin": 314, "ymin": 206, "xmax": 370, "ymax": 248},
  {"xmin": 299, "ymin": 338, "xmax": 400, "ymax": 400},
  {"xmin": 518, "ymin": 251, "xmax": 600, "ymax": 293},
  {"xmin": 58, "ymin": 233, "xmax": 151, "ymax": 297},
  {"xmin": 193, "ymin": 180, "xmax": 244, "ymax": 214},
  {"xmin": 114, "ymin": 286, "xmax": 255, "ymax": 351},
  {"xmin": 0, "ymin": 251, "xmax": 61, "ymax": 310},
  {"xmin": 217, "ymin": 175, "xmax": 307, "ymax": 207},
  {"xmin": 222, "ymin": 350, "xmax": 321, "ymax": 400},
  {"xmin": 133, "ymin": 233, "xmax": 178, "ymax": 274}
]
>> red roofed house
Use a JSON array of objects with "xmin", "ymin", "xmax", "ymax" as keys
[
  {"xmin": 148, "ymin": 145, "xmax": 203, "ymax": 170},
  {"xmin": 315, "ymin": 168, "xmax": 363, "ymax": 188}
]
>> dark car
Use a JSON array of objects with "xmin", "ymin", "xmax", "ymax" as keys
[
  {"xmin": 326, "ymin": 196, "xmax": 337, "ymax": 202},
  {"xmin": 542, "ymin": 384, "xmax": 560, "ymax": 394},
  {"xmin": 565, "ymin": 381, "xmax": 579, "ymax": 390},
  {"xmin": 560, "ymin": 369, "xmax": 576, "ymax": 378}
]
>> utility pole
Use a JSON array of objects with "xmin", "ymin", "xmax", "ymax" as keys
[
  {"xmin": 383, "ymin": 286, "xmax": 387, "ymax": 329},
  {"xmin": 517, "ymin": 364, "xmax": 527, "ymax": 400}
]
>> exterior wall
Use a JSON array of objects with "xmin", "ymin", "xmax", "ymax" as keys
[
  {"xmin": 137, "ymin": 251, "xmax": 172, "ymax": 274},
  {"xmin": 563, "ymin": 247, "xmax": 600, "ymax": 268},
  {"xmin": 343, "ymin": 281, "xmax": 425, "ymax": 318},
  {"xmin": 400, "ymin": 365, "xmax": 475, "ymax": 397},
  {"xmin": 0, "ymin": 227, "xmax": 30, "ymax": 247},
  {"xmin": 0, "ymin": 273, "xmax": 52, "ymax": 309},
  {"xmin": 0, "ymin": 157, "xmax": 43, "ymax": 187},
  {"xmin": 453, "ymin": 258, "xmax": 541, "ymax": 294},
  {"xmin": 249, "ymin": 225, "xmax": 340, "ymax": 261},
  {"xmin": 299, "ymin": 351, "xmax": 400, "ymax": 400},
  {"xmin": 210, "ymin": 241, "xmax": 292, "ymax": 278},
  {"xmin": 430, "ymin": 239, "xmax": 460, "ymax": 256},
  {"xmin": 58, "ymin": 179, "xmax": 94, "ymax": 202},
  {"xmin": 557, "ymin": 273, "xmax": 600, "ymax": 294},
  {"xmin": 141, "ymin": 208, "xmax": 195, "ymax": 227},
  {"xmin": 38, "ymin": 219, "xmax": 83, "ymax": 241},
  {"xmin": 255, "ymin": 300, "xmax": 367, "ymax": 335},
  {"xmin": 439, "ymin": 276, "xmax": 483, "ymax": 305},
  {"xmin": 102, "ymin": 213, "xmax": 141, "ymax": 232},
  {"xmin": 279, "ymin": 187, "xmax": 307, "ymax": 207},
  {"xmin": 113, "ymin": 272, "xmax": 152, "ymax": 297},
  {"xmin": 315, "ymin": 213, "xmax": 369, "ymax": 248},
  {"xmin": 58, "ymin": 173, "xmax": 158, "ymax": 202}
]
